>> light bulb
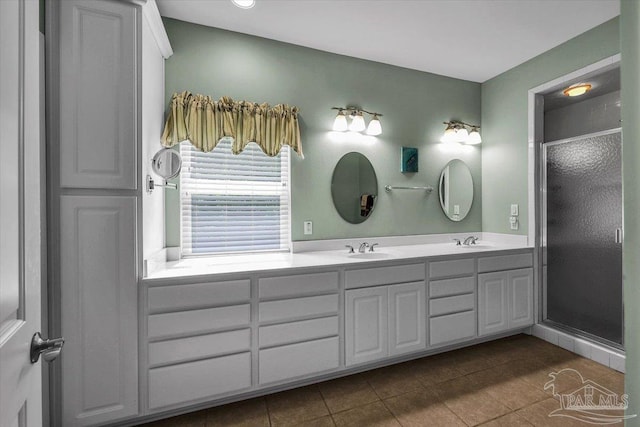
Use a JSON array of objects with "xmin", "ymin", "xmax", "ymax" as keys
[
  {"xmin": 441, "ymin": 123, "xmax": 457, "ymax": 143},
  {"xmin": 231, "ymin": 0, "xmax": 255, "ymax": 8},
  {"xmin": 349, "ymin": 111, "xmax": 366, "ymax": 132},
  {"xmin": 467, "ymin": 127, "xmax": 482, "ymax": 144},
  {"xmin": 332, "ymin": 111, "xmax": 348, "ymax": 132},
  {"xmin": 455, "ymin": 126, "xmax": 469, "ymax": 143},
  {"xmin": 366, "ymin": 115, "xmax": 382, "ymax": 136}
]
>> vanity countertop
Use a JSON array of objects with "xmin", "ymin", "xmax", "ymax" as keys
[{"xmin": 144, "ymin": 240, "xmax": 532, "ymax": 281}]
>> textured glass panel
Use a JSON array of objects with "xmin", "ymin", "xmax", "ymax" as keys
[{"xmin": 545, "ymin": 131, "xmax": 622, "ymax": 345}]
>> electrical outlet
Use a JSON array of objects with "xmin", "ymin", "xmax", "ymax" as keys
[
  {"xmin": 510, "ymin": 204, "xmax": 519, "ymax": 216},
  {"xmin": 303, "ymin": 221, "xmax": 313, "ymax": 235},
  {"xmin": 454, "ymin": 204, "xmax": 460, "ymax": 215}
]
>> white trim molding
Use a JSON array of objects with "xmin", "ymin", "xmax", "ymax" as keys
[{"xmin": 142, "ymin": 0, "xmax": 173, "ymax": 59}]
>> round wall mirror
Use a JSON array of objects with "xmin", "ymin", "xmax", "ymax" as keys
[
  {"xmin": 151, "ymin": 148, "xmax": 182, "ymax": 180},
  {"xmin": 331, "ymin": 152, "xmax": 378, "ymax": 224},
  {"xmin": 438, "ymin": 159, "xmax": 473, "ymax": 222}
]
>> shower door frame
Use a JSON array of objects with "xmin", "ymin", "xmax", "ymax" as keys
[
  {"xmin": 527, "ymin": 54, "xmax": 623, "ymax": 351},
  {"xmin": 540, "ymin": 128, "xmax": 623, "ymax": 349}
]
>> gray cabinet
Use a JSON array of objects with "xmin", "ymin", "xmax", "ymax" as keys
[
  {"xmin": 50, "ymin": 0, "xmax": 172, "ymax": 424},
  {"xmin": 389, "ymin": 282, "xmax": 426, "ymax": 356},
  {"xmin": 59, "ymin": 0, "xmax": 137, "ymax": 189},
  {"xmin": 345, "ymin": 286, "xmax": 389, "ymax": 366},
  {"xmin": 146, "ymin": 279, "xmax": 252, "ymax": 409},
  {"xmin": 478, "ymin": 268, "xmax": 533, "ymax": 336},
  {"xmin": 257, "ymin": 272, "xmax": 340, "ymax": 385},
  {"xmin": 60, "ymin": 196, "xmax": 138, "ymax": 426},
  {"xmin": 345, "ymin": 273, "xmax": 426, "ymax": 366},
  {"xmin": 428, "ymin": 259, "xmax": 477, "ymax": 347}
]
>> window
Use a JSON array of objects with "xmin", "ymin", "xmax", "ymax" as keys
[{"xmin": 180, "ymin": 138, "xmax": 290, "ymax": 256}]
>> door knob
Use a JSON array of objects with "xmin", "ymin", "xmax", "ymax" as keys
[{"xmin": 30, "ymin": 332, "xmax": 64, "ymax": 363}]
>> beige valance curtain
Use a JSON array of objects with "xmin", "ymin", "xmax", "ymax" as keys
[{"xmin": 160, "ymin": 91, "xmax": 303, "ymax": 158}]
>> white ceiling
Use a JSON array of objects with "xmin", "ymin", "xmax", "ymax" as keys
[{"xmin": 157, "ymin": 0, "xmax": 620, "ymax": 83}]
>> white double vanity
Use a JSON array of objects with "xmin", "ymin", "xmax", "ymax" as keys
[
  {"xmin": 44, "ymin": 0, "xmax": 536, "ymax": 425},
  {"xmin": 140, "ymin": 241, "xmax": 534, "ymax": 422}
]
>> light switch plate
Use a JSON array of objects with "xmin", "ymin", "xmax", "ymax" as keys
[
  {"xmin": 303, "ymin": 221, "xmax": 313, "ymax": 235},
  {"xmin": 510, "ymin": 204, "xmax": 519, "ymax": 216},
  {"xmin": 510, "ymin": 216, "xmax": 519, "ymax": 230}
]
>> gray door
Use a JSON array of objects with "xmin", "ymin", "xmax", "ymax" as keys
[{"xmin": 544, "ymin": 130, "xmax": 623, "ymax": 346}]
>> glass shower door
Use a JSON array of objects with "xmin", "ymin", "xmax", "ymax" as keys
[{"xmin": 543, "ymin": 129, "xmax": 623, "ymax": 346}]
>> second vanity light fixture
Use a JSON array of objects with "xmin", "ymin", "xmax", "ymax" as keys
[
  {"xmin": 441, "ymin": 121, "xmax": 482, "ymax": 145},
  {"xmin": 332, "ymin": 107, "xmax": 383, "ymax": 136}
]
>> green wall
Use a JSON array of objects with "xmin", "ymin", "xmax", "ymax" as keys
[
  {"xmin": 163, "ymin": 18, "xmax": 482, "ymax": 245},
  {"xmin": 621, "ymin": 2, "xmax": 639, "ymax": 423},
  {"xmin": 481, "ymin": 17, "xmax": 620, "ymax": 235}
]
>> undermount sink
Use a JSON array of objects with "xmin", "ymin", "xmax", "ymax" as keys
[{"xmin": 348, "ymin": 252, "xmax": 391, "ymax": 259}]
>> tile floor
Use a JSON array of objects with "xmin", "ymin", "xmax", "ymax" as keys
[{"xmin": 139, "ymin": 334, "xmax": 625, "ymax": 426}]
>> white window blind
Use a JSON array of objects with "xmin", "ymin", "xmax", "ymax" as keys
[{"xmin": 180, "ymin": 139, "xmax": 290, "ymax": 256}]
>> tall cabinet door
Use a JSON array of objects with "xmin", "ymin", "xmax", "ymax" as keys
[
  {"xmin": 59, "ymin": 0, "xmax": 138, "ymax": 189},
  {"xmin": 60, "ymin": 196, "xmax": 138, "ymax": 426},
  {"xmin": 345, "ymin": 287, "xmax": 388, "ymax": 366},
  {"xmin": 478, "ymin": 272, "xmax": 509, "ymax": 336},
  {"xmin": 388, "ymin": 282, "xmax": 426, "ymax": 356},
  {"xmin": 508, "ymin": 268, "xmax": 534, "ymax": 329}
]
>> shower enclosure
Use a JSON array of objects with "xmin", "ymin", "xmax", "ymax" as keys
[{"xmin": 542, "ymin": 129, "xmax": 623, "ymax": 347}]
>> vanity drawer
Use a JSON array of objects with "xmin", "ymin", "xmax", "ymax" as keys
[
  {"xmin": 429, "ymin": 310, "xmax": 476, "ymax": 346},
  {"xmin": 259, "ymin": 294, "xmax": 338, "ymax": 323},
  {"xmin": 149, "ymin": 352, "xmax": 251, "ymax": 409},
  {"xmin": 478, "ymin": 253, "xmax": 533, "ymax": 273},
  {"xmin": 259, "ymin": 336, "xmax": 339, "ymax": 384},
  {"xmin": 429, "ymin": 258, "xmax": 475, "ymax": 279},
  {"xmin": 149, "ymin": 328, "xmax": 251, "ymax": 367},
  {"xmin": 345, "ymin": 263, "xmax": 425, "ymax": 289},
  {"xmin": 429, "ymin": 276, "xmax": 475, "ymax": 298},
  {"xmin": 148, "ymin": 279, "xmax": 250, "ymax": 313},
  {"xmin": 148, "ymin": 304, "xmax": 250, "ymax": 339},
  {"xmin": 429, "ymin": 294, "xmax": 475, "ymax": 317},
  {"xmin": 259, "ymin": 316, "xmax": 338, "ymax": 348},
  {"xmin": 259, "ymin": 272, "xmax": 338, "ymax": 299}
]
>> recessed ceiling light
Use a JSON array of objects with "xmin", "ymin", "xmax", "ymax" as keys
[
  {"xmin": 231, "ymin": 0, "xmax": 255, "ymax": 9},
  {"xmin": 563, "ymin": 83, "xmax": 592, "ymax": 97}
]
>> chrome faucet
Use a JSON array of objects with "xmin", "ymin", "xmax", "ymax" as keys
[
  {"xmin": 369, "ymin": 243, "xmax": 379, "ymax": 252},
  {"xmin": 345, "ymin": 245, "xmax": 355, "ymax": 254},
  {"xmin": 453, "ymin": 238, "xmax": 461, "ymax": 246},
  {"xmin": 463, "ymin": 236, "xmax": 479, "ymax": 246},
  {"xmin": 358, "ymin": 242, "xmax": 369, "ymax": 253}
]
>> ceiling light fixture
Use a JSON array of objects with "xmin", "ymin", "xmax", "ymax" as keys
[
  {"xmin": 331, "ymin": 107, "xmax": 383, "ymax": 136},
  {"xmin": 563, "ymin": 83, "xmax": 592, "ymax": 97},
  {"xmin": 231, "ymin": 0, "xmax": 255, "ymax": 9},
  {"xmin": 441, "ymin": 121, "xmax": 481, "ymax": 145}
]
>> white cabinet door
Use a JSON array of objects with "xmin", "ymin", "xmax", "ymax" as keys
[
  {"xmin": 388, "ymin": 282, "xmax": 426, "ymax": 356},
  {"xmin": 478, "ymin": 272, "xmax": 509, "ymax": 336},
  {"xmin": 60, "ymin": 196, "xmax": 138, "ymax": 426},
  {"xmin": 508, "ymin": 268, "xmax": 534, "ymax": 329},
  {"xmin": 345, "ymin": 287, "xmax": 388, "ymax": 366},
  {"xmin": 59, "ymin": 0, "xmax": 138, "ymax": 189}
]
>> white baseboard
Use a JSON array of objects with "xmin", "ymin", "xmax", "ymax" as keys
[{"xmin": 532, "ymin": 323, "xmax": 625, "ymax": 373}]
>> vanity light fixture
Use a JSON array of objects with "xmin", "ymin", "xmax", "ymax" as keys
[
  {"xmin": 441, "ymin": 121, "xmax": 481, "ymax": 145},
  {"xmin": 563, "ymin": 83, "xmax": 592, "ymax": 97},
  {"xmin": 231, "ymin": 0, "xmax": 255, "ymax": 9},
  {"xmin": 332, "ymin": 107, "xmax": 383, "ymax": 136}
]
